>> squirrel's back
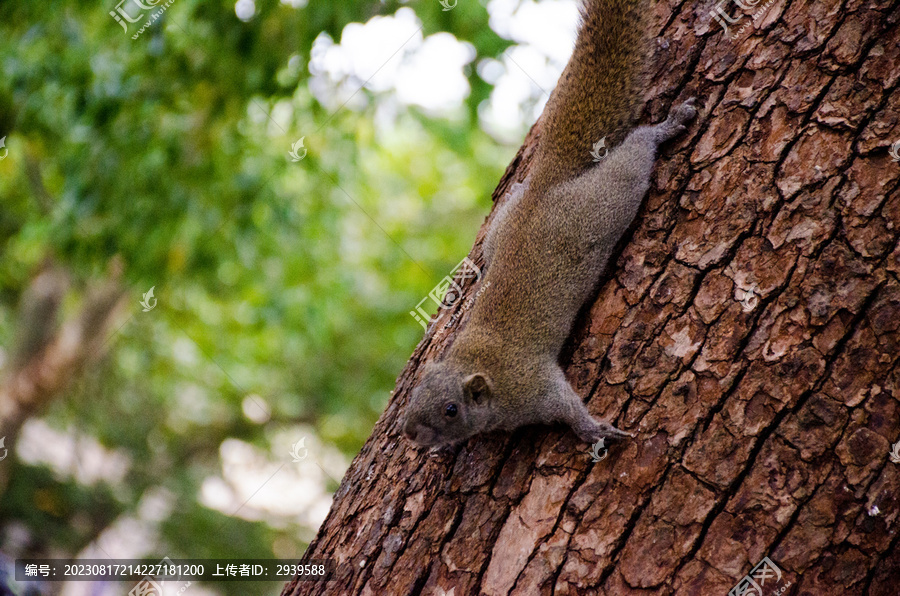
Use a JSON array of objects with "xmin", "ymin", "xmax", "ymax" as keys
[
  {"xmin": 528, "ymin": 0, "xmax": 651, "ymax": 195},
  {"xmin": 405, "ymin": 0, "xmax": 696, "ymax": 449},
  {"xmin": 453, "ymin": 0, "xmax": 655, "ymax": 354}
]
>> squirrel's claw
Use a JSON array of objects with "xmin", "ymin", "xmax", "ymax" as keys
[
  {"xmin": 577, "ymin": 419, "xmax": 635, "ymax": 444},
  {"xmin": 599, "ymin": 423, "xmax": 635, "ymax": 442},
  {"xmin": 428, "ymin": 445, "xmax": 456, "ymax": 457}
]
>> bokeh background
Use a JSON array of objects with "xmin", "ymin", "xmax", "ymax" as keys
[{"xmin": 0, "ymin": 0, "xmax": 580, "ymax": 594}]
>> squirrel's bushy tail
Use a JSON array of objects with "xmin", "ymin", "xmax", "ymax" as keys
[{"xmin": 529, "ymin": 0, "xmax": 650, "ymax": 194}]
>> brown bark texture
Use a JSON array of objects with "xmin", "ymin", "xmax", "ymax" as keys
[{"xmin": 283, "ymin": 0, "xmax": 900, "ymax": 593}]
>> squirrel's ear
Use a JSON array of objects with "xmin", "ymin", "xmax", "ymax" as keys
[{"xmin": 463, "ymin": 373, "xmax": 493, "ymax": 404}]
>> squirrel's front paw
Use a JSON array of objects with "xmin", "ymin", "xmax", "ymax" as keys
[{"xmin": 576, "ymin": 419, "xmax": 635, "ymax": 444}]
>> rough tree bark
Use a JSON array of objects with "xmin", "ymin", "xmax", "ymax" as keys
[{"xmin": 283, "ymin": 0, "xmax": 900, "ymax": 593}]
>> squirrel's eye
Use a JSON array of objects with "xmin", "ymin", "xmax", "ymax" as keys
[{"xmin": 444, "ymin": 403, "xmax": 458, "ymax": 418}]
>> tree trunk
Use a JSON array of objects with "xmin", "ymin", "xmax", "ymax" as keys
[{"xmin": 283, "ymin": 0, "xmax": 900, "ymax": 593}]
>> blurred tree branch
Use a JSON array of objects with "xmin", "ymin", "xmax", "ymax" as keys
[
  {"xmin": 0, "ymin": 259, "xmax": 127, "ymax": 496},
  {"xmin": 23, "ymin": 152, "xmax": 54, "ymax": 215}
]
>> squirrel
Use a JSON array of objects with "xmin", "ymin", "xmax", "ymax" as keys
[{"xmin": 402, "ymin": 0, "xmax": 698, "ymax": 448}]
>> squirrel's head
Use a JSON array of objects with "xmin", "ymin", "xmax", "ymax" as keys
[{"xmin": 402, "ymin": 362, "xmax": 494, "ymax": 447}]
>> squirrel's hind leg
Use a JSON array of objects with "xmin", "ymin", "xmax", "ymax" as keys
[
  {"xmin": 648, "ymin": 97, "xmax": 698, "ymax": 144},
  {"xmin": 580, "ymin": 97, "xmax": 698, "ymax": 235},
  {"xmin": 608, "ymin": 97, "xmax": 697, "ymax": 167}
]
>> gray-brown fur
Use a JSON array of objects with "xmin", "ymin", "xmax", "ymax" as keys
[{"xmin": 402, "ymin": 0, "xmax": 698, "ymax": 449}]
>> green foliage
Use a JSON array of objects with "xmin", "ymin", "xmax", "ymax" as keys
[{"xmin": 0, "ymin": 0, "xmax": 517, "ymax": 593}]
